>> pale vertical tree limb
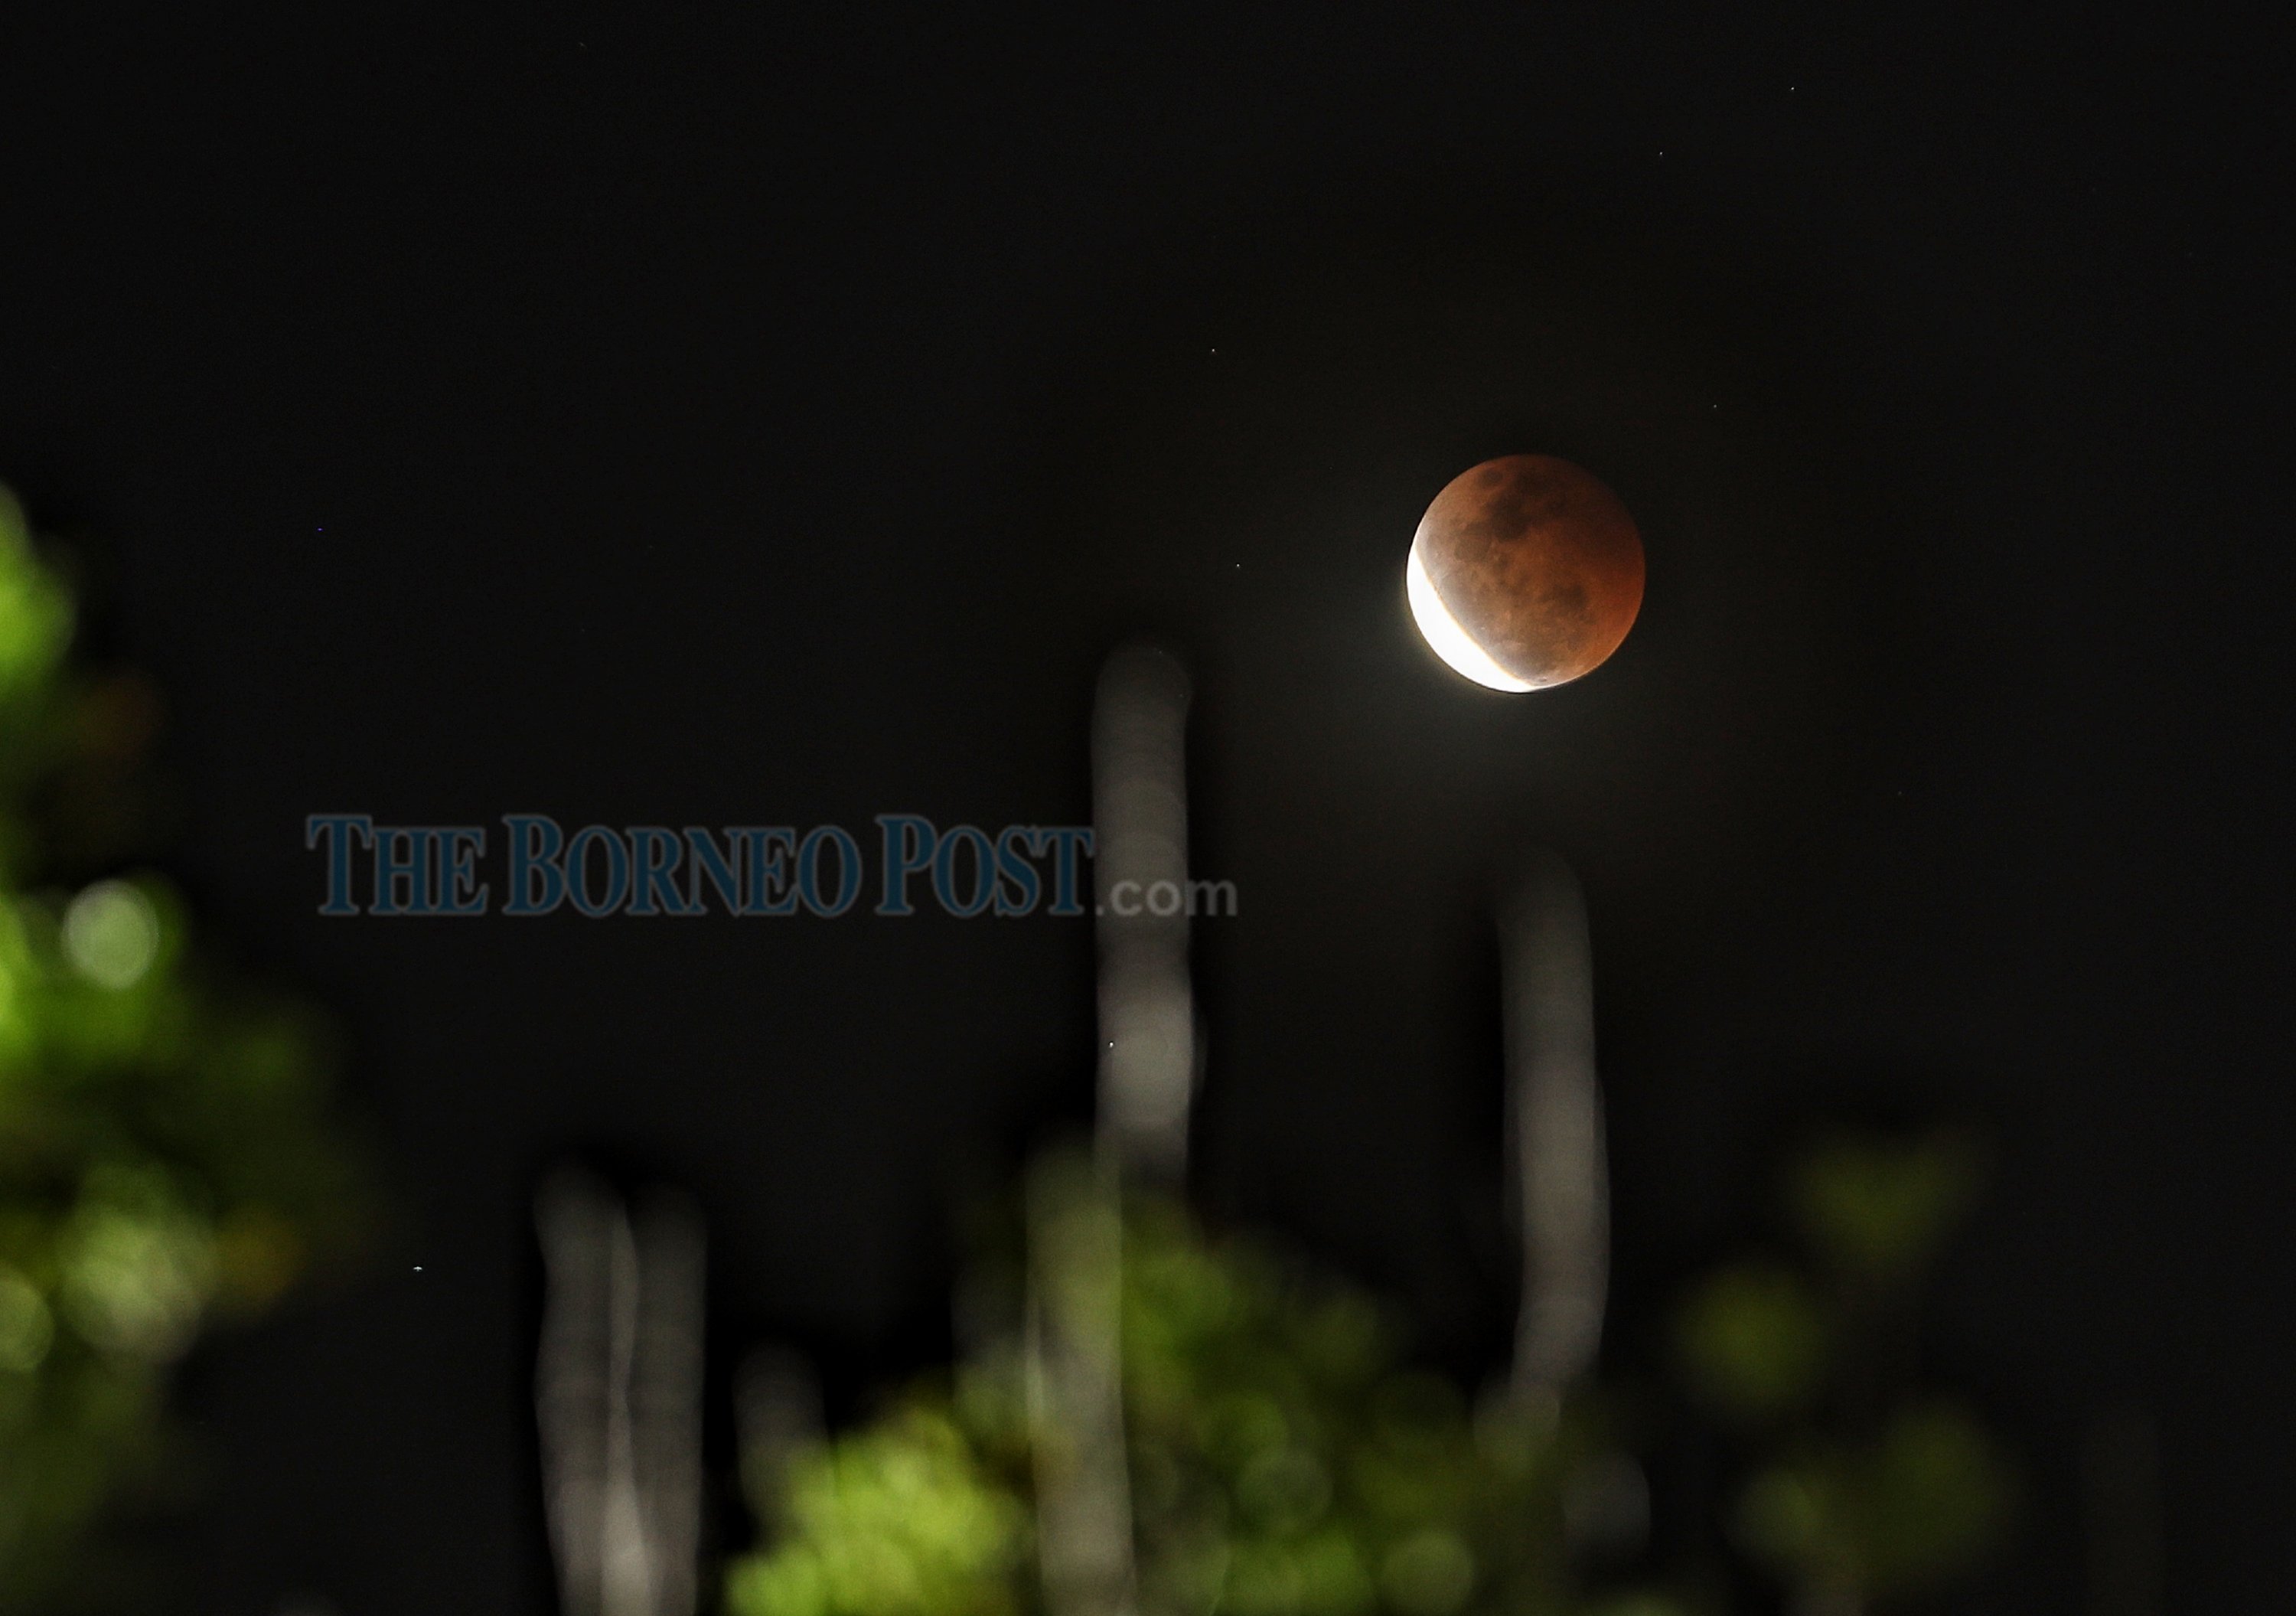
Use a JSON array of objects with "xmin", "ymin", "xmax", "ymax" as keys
[
  {"xmin": 1091, "ymin": 643, "xmax": 1196, "ymax": 1182},
  {"xmin": 1026, "ymin": 642, "xmax": 1196, "ymax": 1616},
  {"xmin": 536, "ymin": 1169, "xmax": 707, "ymax": 1616},
  {"xmin": 1501, "ymin": 852, "xmax": 1610, "ymax": 1403},
  {"xmin": 1026, "ymin": 1152, "xmax": 1138, "ymax": 1616}
]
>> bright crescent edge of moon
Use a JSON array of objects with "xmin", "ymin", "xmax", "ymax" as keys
[{"xmin": 1406, "ymin": 534, "xmax": 1534, "ymax": 692}]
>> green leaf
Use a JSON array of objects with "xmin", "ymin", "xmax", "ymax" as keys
[
  {"xmin": 1675, "ymin": 1263, "xmax": 1831, "ymax": 1425},
  {"xmin": 1787, "ymin": 1133, "xmax": 1981, "ymax": 1291}
]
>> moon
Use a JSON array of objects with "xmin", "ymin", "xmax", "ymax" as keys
[{"xmin": 1406, "ymin": 454, "xmax": 1645, "ymax": 691}]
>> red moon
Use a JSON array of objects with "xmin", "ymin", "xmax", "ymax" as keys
[{"xmin": 1406, "ymin": 454, "xmax": 1645, "ymax": 690}]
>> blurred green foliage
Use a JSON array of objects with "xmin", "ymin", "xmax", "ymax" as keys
[
  {"xmin": 1732, "ymin": 1401, "xmax": 2009, "ymax": 1601},
  {"xmin": 739, "ymin": 1127, "xmax": 2014, "ymax": 1616},
  {"xmin": 729, "ymin": 1168, "xmax": 1684, "ymax": 1616},
  {"xmin": 0, "ymin": 488, "xmax": 360, "ymax": 1608},
  {"xmin": 730, "ymin": 1405, "xmax": 1034, "ymax": 1616},
  {"xmin": 1673, "ymin": 1265, "xmax": 1830, "ymax": 1427},
  {"xmin": 1676, "ymin": 1131, "xmax": 2012, "ymax": 1608},
  {"xmin": 1786, "ymin": 1135, "xmax": 1982, "ymax": 1297}
]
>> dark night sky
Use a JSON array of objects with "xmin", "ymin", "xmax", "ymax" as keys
[{"xmin": 2, "ymin": 8, "xmax": 2289, "ymax": 1612}]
